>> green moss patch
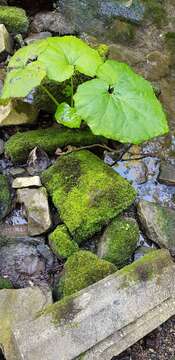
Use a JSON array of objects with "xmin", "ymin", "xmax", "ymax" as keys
[
  {"xmin": 57, "ymin": 250, "xmax": 116, "ymax": 297},
  {"xmin": 42, "ymin": 150, "xmax": 136, "ymax": 243},
  {"xmin": 49, "ymin": 225, "xmax": 79, "ymax": 259},
  {"xmin": 0, "ymin": 174, "xmax": 11, "ymax": 220},
  {"xmin": 5, "ymin": 127, "xmax": 104, "ymax": 163},
  {"xmin": 0, "ymin": 6, "xmax": 29, "ymax": 33},
  {"xmin": 143, "ymin": 0, "xmax": 167, "ymax": 27},
  {"xmin": 97, "ymin": 217, "xmax": 139, "ymax": 267},
  {"xmin": 0, "ymin": 277, "xmax": 13, "ymax": 289}
]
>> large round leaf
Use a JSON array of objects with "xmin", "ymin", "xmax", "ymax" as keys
[
  {"xmin": 2, "ymin": 61, "xmax": 46, "ymax": 99},
  {"xmin": 74, "ymin": 60, "xmax": 169, "ymax": 144}
]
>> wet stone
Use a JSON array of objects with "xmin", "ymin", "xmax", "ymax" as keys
[
  {"xmin": 27, "ymin": 146, "xmax": 51, "ymax": 176},
  {"xmin": 100, "ymin": 0, "xmax": 145, "ymax": 24},
  {"xmin": 31, "ymin": 11, "xmax": 76, "ymax": 34},
  {"xmin": 158, "ymin": 162, "xmax": 175, "ymax": 186}
]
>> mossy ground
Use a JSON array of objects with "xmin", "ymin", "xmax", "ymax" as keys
[
  {"xmin": 0, "ymin": 277, "xmax": 13, "ymax": 289},
  {"xmin": 57, "ymin": 250, "xmax": 116, "ymax": 297},
  {"xmin": 0, "ymin": 6, "xmax": 29, "ymax": 33},
  {"xmin": 98, "ymin": 217, "xmax": 139, "ymax": 267},
  {"xmin": 143, "ymin": 0, "xmax": 167, "ymax": 27},
  {"xmin": 0, "ymin": 174, "xmax": 11, "ymax": 220},
  {"xmin": 49, "ymin": 225, "xmax": 79, "ymax": 259},
  {"xmin": 5, "ymin": 127, "xmax": 104, "ymax": 163},
  {"xmin": 42, "ymin": 150, "xmax": 136, "ymax": 243}
]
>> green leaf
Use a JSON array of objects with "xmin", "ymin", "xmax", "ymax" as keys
[
  {"xmin": 55, "ymin": 102, "xmax": 81, "ymax": 128},
  {"xmin": 74, "ymin": 60, "xmax": 169, "ymax": 144},
  {"xmin": 8, "ymin": 40, "xmax": 48, "ymax": 68},
  {"xmin": 2, "ymin": 61, "xmax": 46, "ymax": 99}
]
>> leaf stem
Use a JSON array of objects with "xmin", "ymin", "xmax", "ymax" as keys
[
  {"xmin": 70, "ymin": 76, "xmax": 74, "ymax": 107},
  {"xmin": 41, "ymin": 85, "xmax": 59, "ymax": 107}
]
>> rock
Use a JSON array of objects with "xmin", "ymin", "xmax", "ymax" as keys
[
  {"xmin": 49, "ymin": 224, "xmax": 79, "ymax": 259},
  {"xmin": 134, "ymin": 246, "xmax": 156, "ymax": 261},
  {"xmin": 0, "ymin": 6, "xmax": 29, "ymax": 33},
  {"xmin": 24, "ymin": 31, "xmax": 52, "ymax": 45},
  {"xmin": 0, "ymin": 232, "xmax": 54, "ymax": 287},
  {"xmin": 0, "ymin": 174, "xmax": 11, "ymax": 220},
  {"xmin": 141, "ymin": 51, "xmax": 170, "ymax": 81},
  {"xmin": 42, "ymin": 150, "xmax": 136, "ymax": 243},
  {"xmin": 9, "ymin": 167, "xmax": 26, "ymax": 177},
  {"xmin": 0, "ymin": 138, "xmax": 4, "ymax": 155},
  {"xmin": 17, "ymin": 187, "xmax": 52, "ymax": 236},
  {"xmin": 0, "ymin": 276, "xmax": 13, "ymax": 289},
  {"xmin": 108, "ymin": 19, "xmax": 136, "ymax": 43},
  {"xmin": 159, "ymin": 78, "xmax": 175, "ymax": 127},
  {"xmin": 114, "ymin": 159, "xmax": 148, "ymax": 185},
  {"xmin": 57, "ymin": 250, "xmax": 116, "ymax": 298},
  {"xmin": 27, "ymin": 147, "xmax": 51, "ymax": 175},
  {"xmin": 12, "ymin": 176, "xmax": 41, "ymax": 189},
  {"xmin": 5, "ymin": 127, "xmax": 104, "ymax": 163},
  {"xmin": 109, "ymin": 43, "xmax": 143, "ymax": 66},
  {"xmin": 0, "ymin": 24, "xmax": 12, "ymax": 60},
  {"xmin": 0, "ymin": 100, "xmax": 38, "ymax": 127},
  {"xmin": 137, "ymin": 200, "xmax": 175, "ymax": 255},
  {"xmin": 31, "ymin": 11, "xmax": 75, "ymax": 34},
  {"xmin": 100, "ymin": 0, "xmax": 145, "ymax": 24},
  {"xmin": 97, "ymin": 217, "xmax": 139, "ymax": 267},
  {"xmin": 11, "ymin": 250, "xmax": 175, "ymax": 360},
  {"xmin": 0, "ymin": 287, "xmax": 52, "ymax": 360},
  {"xmin": 158, "ymin": 162, "xmax": 175, "ymax": 185}
]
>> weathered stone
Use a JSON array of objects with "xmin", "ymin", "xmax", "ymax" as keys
[
  {"xmin": 42, "ymin": 150, "xmax": 136, "ymax": 243},
  {"xmin": 137, "ymin": 200, "xmax": 175, "ymax": 255},
  {"xmin": 0, "ymin": 174, "xmax": 11, "ymax": 220},
  {"xmin": 24, "ymin": 31, "xmax": 52, "ymax": 45},
  {"xmin": 0, "ymin": 287, "xmax": 52, "ymax": 360},
  {"xmin": 27, "ymin": 147, "xmax": 51, "ymax": 175},
  {"xmin": 100, "ymin": 0, "xmax": 145, "ymax": 24},
  {"xmin": 114, "ymin": 159, "xmax": 148, "ymax": 185},
  {"xmin": 158, "ymin": 161, "xmax": 175, "ymax": 185},
  {"xmin": 12, "ymin": 176, "xmax": 41, "ymax": 189},
  {"xmin": 17, "ymin": 187, "xmax": 52, "ymax": 236},
  {"xmin": 11, "ymin": 250, "xmax": 175, "ymax": 360},
  {"xmin": 9, "ymin": 167, "xmax": 26, "ymax": 177},
  {"xmin": 143, "ymin": 51, "xmax": 170, "ymax": 81},
  {"xmin": 0, "ymin": 24, "xmax": 12, "ymax": 60},
  {"xmin": 97, "ymin": 217, "xmax": 139, "ymax": 267},
  {"xmin": 5, "ymin": 127, "xmax": 104, "ymax": 163},
  {"xmin": 49, "ymin": 224, "xmax": 79, "ymax": 259},
  {"xmin": 0, "ymin": 100, "xmax": 38, "ymax": 127},
  {"xmin": 0, "ymin": 6, "xmax": 29, "ymax": 33},
  {"xmin": 31, "ymin": 11, "xmax": 76, "ymax": 34}
]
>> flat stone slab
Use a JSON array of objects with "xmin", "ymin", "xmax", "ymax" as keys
[{"xmin": 11, "ymin": 250, "xmax": 175, "ymax": 360}]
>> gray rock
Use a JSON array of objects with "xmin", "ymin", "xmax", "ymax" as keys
[
  {"xmin": 27, "ymin": 146, "xmax": 51, "ymax": 175},
  {"xmin": 0, "ymin": 24, "xmax": 12, "ymax": 60},
  {"xmin": 31, "ymin": 11, "xmax": 76, "ymax": 34},
  {"xmin": 17, "ymin": 187, "xmax": 52, "ymax": 236},
  {"xmin": 12, "ymin": 176, "xmax": 41, "ymax": 188},
  {"xmin": 0, "ymin": 287, "xmax": 52, "ymax": 360},
  {"xmin": 137, "ymin": 200, "xmax": 175, "ymax": 255},
  {"xmin": 11, "ymin": 250, "xmax": 175, "ymax": 360},
  {"xmin": 158, "ymin": 161, "xmax": 175, "ymax": 185},
  {"xmin": 0, "ymin": 100, "xmax": 38, "ymax": 126},
  {"xmin": 100, "ymin": 0, "xmax": 145, "ymax": 24},
  {"xmin": 9, "ymin": 167, "xmax": 26, "ymax": 177},
  {"xmin": 24, "ymin": 31, "xmax": 52, "ymax": 45},
  {"xmin": 114, "ymin": 159, "xmax": 148, "ymax": 185}
]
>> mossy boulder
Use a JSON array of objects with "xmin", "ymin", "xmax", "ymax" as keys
[
  {"xmin": 42, "ymin": 150, "xmax": 136, "ymax": 243},
  {"xmin": 0, "ymin": 277, "xmax": 13, "ymax": 289},
  {"xmin": 97, "ymin": 217, "xmax": 139, "ymax": 267},
  {"xmin": 5, "ymin": 127, "xmax": 104, "ymax": 163},
  {"xmin": 0, "ymin": 6, "xmax": 29, "ymax": 33},
  {"xmin": 57, "ymin": 250, "xmax": 116, "ymax": 297},
  {"xmin": 49, "ymin": 225, "xmax": 79, "ymax": 259},
  {"xmin": 0, "ymin": 174, "xmax": 11, "ymax": 220}
]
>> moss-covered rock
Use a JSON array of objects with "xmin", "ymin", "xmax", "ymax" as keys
[
  {"xmin": 0, "ymin": 174, "xmax": 11, "ymax": 220},
  {"xmin": 42, "ymin": 150, "xmax": 136, "ymax": 243},
  {"xmin": 57, "ymin": 250, "xmax": 116, "ymax": 297},
  {"xmin": 5, "ymin": 127, "xmax": 104, "ymax": 163},
  {"xmin": 49, "ymin": 225, "xmax": 79, "ymax": 259},
  {"xmin": 97, "ymin": 217, "xmax": 139, "ymax": 267},
  {"xmin": 0, "ymin": 6, "xmax": 29, "ymax": 33},
  {"xmin": 143, "ymin": 0, "xmax": 167, "ymax": 27},
  {"xmin": 108, "ymin": 20, "xmax": 136, "ymax": 43},
  {"xmin": 0, "ymin": 276, "xmax": 13, "ymax": 289}
]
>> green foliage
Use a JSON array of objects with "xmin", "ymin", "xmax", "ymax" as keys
[
  {"xmin": 0, "ymin": 6, "xmax": 29, "ymax": 33},
  {"xmin": 0, "ymin": 276, "xmax": 13, "ymax": 289},
  {"xmin": 49, "ymin": 225, "xmax": 79, "ymax": 259},
  {"xmin": 1, "ymin": 35, "xmax": 168, "ymax": 145}
]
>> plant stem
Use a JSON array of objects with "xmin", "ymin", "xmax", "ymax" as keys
[
  {"xmin": 41, "ymin": 85, "xmax": 59, "ymax": 107},
  {"xmin": 70, "ymin": 76, "xmax": 74, "ymax": 107}
]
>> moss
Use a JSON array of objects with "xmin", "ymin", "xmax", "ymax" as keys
[
  {"xmin": 42, "ymin": 150, "xmax": 136, "ymax": 243},
  {"xmin": 143, "ymin": 0, "xmax": 167, "ymax": 27},
  {"xmin": 98, "ymin": 217, "xmax": 139, "ymax": 267},
  {"xmin": 49, "ymin": 225, "xmax": 79, "ymax": 259},
  {"xmin": 165, "ymin": 32, "xmax": 175, "ymax": 52},
  {"xmin": 109, "ymin": 20, "xmax": 136, "ymax": 43},
  {"xmin": 57, "ymin": 250, "xmax": 116, "ymax": 297},
  {"xmin": 0, "ymin": 6, "xmax": 29, "ymax": 33},
  {"xmin": 97, "ymin": 44, "xmax": 109, "ymax": 60},
  {"xmin": 118, "ymin": 249, "xmax": 171, "ymax": 288},
  {"xmin": 5, "ymin": 127, "xmax": 105, "ymax": 163},
  {"xmin": 0, "ymin": 277, "xmax": 13, "ymax": 289},
  {"xmin": 0, "ymin": 174, "xmax": 11, "ymax": 220}
]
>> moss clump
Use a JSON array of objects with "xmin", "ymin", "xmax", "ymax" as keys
[
  {"xmin": 5, "ymin": 127, "xmax": 104, "ymax": 163},
  {"xmin": 97, "ymin": 217, "xmax": 139, "ymax": 267},
  {"xmin": 143, "ymin": 0, "xmax": 167, "ymax": 27},
  {"xmin": 49, "ymin": 225, "xmax": 79, "ymax": 259},
  {"xmin": 57, "ymin": 250, "xmax": 116, "ymax": 297},
  {"xmin": 0, "ymin": 277, "xmax": 13, "ymax": 289},
  {"xmin": 0, "ymin": 174, "xmax": 11, "ymax": 220},
  {"xmin": 0, "ymin": 6, "xmax": 29, "ymax": 33},
  {"xmin": 42, "ymin": 150, "xmax": 136, "ymax": 243},
  {"xmin": 165, "ymin": 32, "xmax": 175, "ymax": 52}
]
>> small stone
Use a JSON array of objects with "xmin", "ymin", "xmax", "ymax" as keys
[
  {"xmin": 49, "ymin": 224, "xmax": 79, "ymax": 259},
  {"xmin": 0, "ymin": 100, "xmax": 38, "ymax": 127},
  {"xmin": 24, "ymin": 31, "xmax": 52, "ymax": 45},
  {"xmin": 17, "ymin": 187, "xmax": 52, "ymax": 236},
  {"xmin": 27, "ymin": 146, "xmax": 51, "ymax": 175},
  {"xmin": 0, "ymin": 24, "xmax": 12, "ymax": 60},
  {"xmin": 158, "ymin": 162, "xmax": 175, "ymax": 185},
  {"xmin": 12, "ymin": 176, "xmax": 41, "ymax": 189},
  {"xmin": 0, "ymin": 174, "xmax": 11, "ymax": 220},
  {"xmin": 0, "ymin": 138, "xmax": 4, "ymax": 155},
  {"xmin": 137, "ymin": 200, "xmax": 175, "ymax": 255},
  {"xmin": 31, "ymin": 11, "xmax": 75, "ymax": 34},
  {"xmin": 114, "ymin": 159, "xmax": 148, "ymax": 185},
  {"xmin": 9, "ymin": 167, "xmax": 26, "ymax": 177}
]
